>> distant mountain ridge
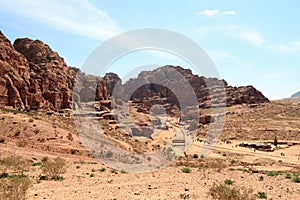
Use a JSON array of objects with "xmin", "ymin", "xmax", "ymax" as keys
[
  {"xmin": 0, "ymin": 30, "xmax": 269, "ymax": 112},
  {"xmin": 291, "ymin": 91, "xmax": 300, "ymax": 98}
]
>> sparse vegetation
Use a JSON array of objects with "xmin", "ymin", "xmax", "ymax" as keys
[
  {"xmin": 0, "ymin": 175, "xmax": 32, "ymax": 200},
  {"xmin": 41, "ymin": 157, "xmax": 67, "ymax": 180},
  {"xmin": 16, "ymin": 140, "xmax": 26, "ymax": 147},
  {"xmin": 181, "ymin": 167, "xmax": 192, "ymax": 173},
  {"xmin": 99, "ymin": 168, "xmax": 106, "ymax": 172},
  {"xmin": 292, "ymin": 175, "xmax": 300, "ymax": 183},
  {"xmin": 207, "ymin": 158, "xmax": 226, "ymax": 172},
  {"xmin": 237, "ymin": 168, "xmax": 252, "ymax": 173},
  {"xmin": 180, "ymin": 193, "xmax": 190, "ymax": 199},
  {"xmin": 0, "ymin": 155, "xmax": 28, "ymax": 177},
  {"xmin": 285, "ymin": 173, "xmax": 292, "ymax": 179},
  {"xmin": 224, "ymin": 179, "xmax": 234, "ymax": 185},
  {"xmin": 32, "ymin": 162, "xmax": 42, "ymax": 166},
  {"xmin": 54, "ymin": 176, "xmax": 65, "ymax": 181},
  {"xmin": 259, "ymin": 176, "xmax": 264, "ymax": 181},
  {"xmin": 257, "ymin": 191, "xmax": 267, "ymax": 199},
  {"xmin": 0, "ymin": 156, "xmax": 31, "ymax": 200},
  {"xmin": 208, "ymin": 182, "xmax": 256, "ymax": 200},
  {"xmin": 267, "ymin": 171, "xmax": 282, "ymax": 177}
]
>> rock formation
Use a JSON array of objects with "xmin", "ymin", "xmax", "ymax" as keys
[
  {"xmin": 120, "ymin": 65, "xmax": 269, "ymax": 113},
  {"xmin": 0, "ymin": 31, "xmax": 109, "ymax": 111},
  {"xmin": 0, "ymin": 31, "xmax": 269, "ymax": 114}
]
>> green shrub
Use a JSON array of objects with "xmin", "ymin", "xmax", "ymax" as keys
[
  {"xmin": 111, "ymin": 169, "xmax": 116, "ymax": 173},
  {"xmin": 237, "ymin": 168, "xmax": 251, "ymax": 173},
  {"xmin": 32, "ymin": 162, "xmax": 42, "ymax": 166},
  {"xmin": 267, "ymin": 171, "xmax": 282, "ymax": 177},
  {"xmin": 181, "ymin": 167, "xmax": 192, "ymax": 173},
  {"xmin": 224, "ymin": 179, "xmax": 234, "ymax": 185},
  {"xmin": 208, "ymin": 182, "xmax": 256, "ymax": 200},
  {"xmin": 292, "ymin": 175, "xmax": 300, "ymax": 183},
  {"xmin": 259, "ymin": 176, "xmax": 264, "ymax": 181},
  {"xmin": 285, "ymin": 173, "xmax": 292, "ymax": 179},
  {"xmin": 76, "ymin": 165, "xmax": 80, "ymax": 169},
  {"xmin": 257, "ymin": 191, "xmax": 267, "ymax": 199},
  {"xmin": 79, "ymin": 160, "xmax": 85, "ymax": 164},
  {"xmin": 41, "ymin": 157, "xmax": 67, "ymax": 180},
  {"xmin": 54, "ymin": 176, "xmax": 64, "ymax": 181},
  {"xmin": 90, "ymin": 173, "xmax": 95, "ymax": 177},
  {"xmin": 99, "ymin": 168, "xmax": 106, "ymax": 172},
  {"xmin": 121, "ymin": 169, "xmax": 127, "ymax": 174}
]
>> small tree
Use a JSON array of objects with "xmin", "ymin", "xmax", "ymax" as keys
[{"xmin": 41, "ymin": 157, "xmax": 67, "ymax": 180}]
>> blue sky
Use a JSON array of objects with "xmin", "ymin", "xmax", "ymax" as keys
[{"xmin": 0, "ymin": 0, "xmax": 299, "ymax": 100}]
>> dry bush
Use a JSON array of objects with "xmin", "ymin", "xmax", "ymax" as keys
[
  {"xmin": 0, "ymin": 155, "xmax": 29, "ymax": 176},
  {"xmin": 0, "ymin": 155, "xmax": 31, "ymax": 200},
  {"xmin": 206, "ymin": 158, "xmax": 227, "ymax": 172},
  {"xmin": 16, "ymin": 140, "xmax": 27, "ymax": 147},
  {"xmin": 208, "ymin": 182, "xmax": 256, "ymax": 200},
  {"xmin": 253, "ymin": 158, "xmax": 275, "ymax": 166},
  {"xmin": 41, "ymin": 157, "xmax": 67, "ymax": 180},
  {"xmin": 0, "ymin": 176, "xmax": 31, "ymax": 200}
]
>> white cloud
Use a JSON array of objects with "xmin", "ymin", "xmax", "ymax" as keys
[
  {"xmin": 198, "ymin": 9, "xmax": 219, "ymax": 16},
  {"xmin": 197, "ymin": 25, "xmax": 264, "ymax": 47},
  {"xmin": 274, "ymin": 40, "xmax": 300, "ymax": 53},
  {"xmin": 0, "ymin": 0, "xmax": 121, "ymax": 40},
  {"xmin": 239, "ymin": 29, "xmax": 264, "ymax": 47},
  {"xmin": 223, "ymin": 10, "xmax": 237, "ymax": 15}
]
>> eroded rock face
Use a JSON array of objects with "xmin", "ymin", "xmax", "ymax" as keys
[
  {"xmin": 122, "ymin": 65, "xmax": 269, "ymax": 114},
  {"xmin": 0, "ymin": 32, "xmax": 109, "ymax": 111},
  {"xmin": 0, "ymin": 31, "xmax": 269, "ymax": 114},
  {"xmin": 0, "ymin": 31, "xmax": 30, "ymax": 109},
  {"xmin": 13, "ymin": 37, "xmax": 77, "ymax": 110}
]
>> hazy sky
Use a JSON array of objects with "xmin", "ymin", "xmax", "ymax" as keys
[{"xmin": 0, "ymin": 0, "xmax": 299, "ymax": 100}]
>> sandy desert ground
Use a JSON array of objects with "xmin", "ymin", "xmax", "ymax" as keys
[{"xmin": 1, "ymin": 99, "xmax": 300, "ymax": 200}]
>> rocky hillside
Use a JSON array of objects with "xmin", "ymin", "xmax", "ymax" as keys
[{"xmin": 0, "ymin": 31, "xmax": 269, "ymax": 113}]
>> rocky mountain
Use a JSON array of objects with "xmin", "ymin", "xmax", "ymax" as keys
[
  {"xmin": 0, "ymin": 31, "xmax": 269, "ymax": 113},
  {"xmin": 291, "ymin": 91, "xmax": 300, "ymax": 98},
  {"xmin": 120, "ymin": 66, "xmax": 269, "ymax": 115},
  {"xmin": 0, "ymin": 31, "xmax": 109, "ymax": 111}
]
